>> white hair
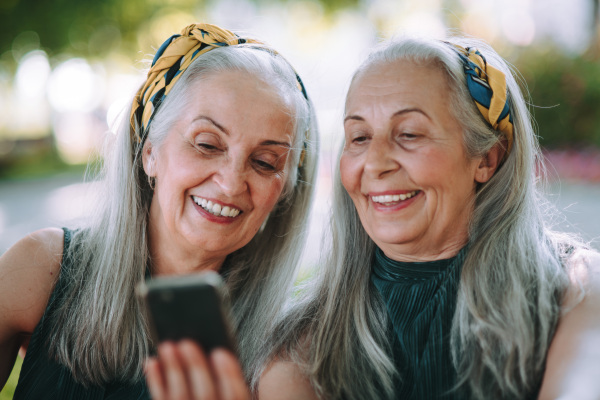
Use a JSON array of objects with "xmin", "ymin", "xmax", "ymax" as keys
[
  {"xmin": 262, "ymin": 35, "xmax": 579, "ymax": 399},
  {"xmin": 46, "ymin": 45, "xmax": 319, "ymax": 386}
]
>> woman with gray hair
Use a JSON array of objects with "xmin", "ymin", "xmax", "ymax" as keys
[
  {"xmin": 0, "ymin": 23, "xmax": 318, "ymax": 399},
  {"xmin": 258, "ymin": 36, "xmax": 600, "ymax": 399}
]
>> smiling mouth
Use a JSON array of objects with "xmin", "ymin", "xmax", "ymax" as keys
[
  {"xmin": 371, "ymin": 190, "xmax": 419, "ymax": 205},
  {"xmin": 192, "ymin": 196, "xmax": 241, "ymax": 218}
]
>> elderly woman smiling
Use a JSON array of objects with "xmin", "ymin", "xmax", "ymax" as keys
[
  {"xmin": 0, "ymin": 23, "xmax": 318, "ymax": 399},
  {"xmin": 259, "ymin": 36, "xmax": 600, "ymax": 400}
]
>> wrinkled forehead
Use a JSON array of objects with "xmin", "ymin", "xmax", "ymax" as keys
[{"xmin": 345, "ymin": 58, "xmax": 451, "ymax": 111}]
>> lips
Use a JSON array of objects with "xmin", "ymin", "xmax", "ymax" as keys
[{"xmin": 192, "ymin": 195, "xmax": 241, "ymax": 218}]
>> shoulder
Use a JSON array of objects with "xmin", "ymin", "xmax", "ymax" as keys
[
  {"xmin": 538, "ymin": 248, "xmax": 600, "ymax": 399},
  {"xmin": 0, "ymin": 227, "xmax": 65, "ymax": 334},
  {"xmin": 258, "ymin": 355, "xmax": 319, "ymax": 400},
  {"xmin": 561, "ymin": 247, "xmax": 600, "ymax": 311}
]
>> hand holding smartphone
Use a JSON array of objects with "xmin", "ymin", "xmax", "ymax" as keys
[{"xmin": 138, "ymin": 271, "xmax": 236, "ymax": 352}]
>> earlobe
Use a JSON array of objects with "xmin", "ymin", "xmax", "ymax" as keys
[
  {"xmin": 142, "ymin": 141, "xmax": 156, "ymax": 177},
  {"xmin": 474, "ymin": 142, "xmax": 506, "ymax": 183}
]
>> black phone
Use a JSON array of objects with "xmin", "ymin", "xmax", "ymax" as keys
[{"xmin": 138, "ymin": 271, "xmax": 236, "ymax": 353}]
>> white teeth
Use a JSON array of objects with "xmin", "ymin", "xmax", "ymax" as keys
[
  {"xmin": 192, "ymin": 196, "xmax": 241, "ymax": 218},
  {"xmin": 371, "ymin": 191, "xmax": 418, "ymax": 204}
]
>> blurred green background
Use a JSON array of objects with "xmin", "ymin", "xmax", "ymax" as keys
[
  {"xmin": 2, "ymin": 0, "xmax": 600, "ymax": 174},
  {"xmin": 2, "ymin": 0, "xmax": 600, "ymax": 397},
  {"xmin": 2, "ymin": 0, "xmax": 600, "ymax": 179}
]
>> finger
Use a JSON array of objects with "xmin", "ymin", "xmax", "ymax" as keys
[
  {"xmin": 210, "ymin": 349, "xmax": 250, "ymax": 400},
  {"xmin": 145, "ymin": 357, "xmax": 167, "ymax": 400},
  {"xmin": 177, "ymin": 339, "xmax": 218, "ymax": 399},
  {"xmin": 158, "ymin": 341, "xmax": 191, "ymax": 400}
]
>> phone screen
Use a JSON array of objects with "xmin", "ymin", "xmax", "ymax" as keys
[{"xmin": 139, "ymin": 271, "xmax": 235, "ymax": 352}]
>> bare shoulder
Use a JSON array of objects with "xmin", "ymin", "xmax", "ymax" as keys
[
  {"xmin": 571, "ymin": 247, "xmax": 600, "ymax": 277},
  {"xmin": 258, "ymin": 357, "xmax": 319, "ymax": 400},
  {"xmin": 538, "ymin": 248, "xmax": 600, "ymax": 399},
  {"xmin": 0, "ymin": 227, "xmax": 64, "ymax": 334},
  {"xmin": 561, "ymin": 247, "xmax": 600, "ymax": 310}
]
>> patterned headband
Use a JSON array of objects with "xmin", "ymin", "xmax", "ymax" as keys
[
  {"xmin": 447, "ymin": 43, "xmax": 514, "ymax": 157},
  {"xmin": 130, "ymin": 23, "xmax": 310, "ymax": 164}
]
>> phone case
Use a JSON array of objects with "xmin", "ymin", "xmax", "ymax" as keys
[{"xmin": 138, "ymin": 271, "xmax": 236, "ymax": 352}]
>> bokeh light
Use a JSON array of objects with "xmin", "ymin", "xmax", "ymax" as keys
[
  {"xmin": 14, "ymin": 50, "xmax": 50, "ymax": 99},
  {"xmin": 52, "ymin": 111, "xmax": 105, "ymax": 164},
  {"xmin": 10, "ymin": 50, "xmax": 51, "ymax": 138},
  {"xmin": 501, "ymin": 9, "xmax": 536, "ymax": 47},
  {"xmin": 2, "ymin": 0, "xmax": 599, "ymax": 168},
  {"xmin": 47, "ymin": 58, "xmax": 104, "ymax": 113}
]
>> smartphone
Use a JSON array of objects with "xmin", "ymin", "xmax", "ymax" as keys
[{"xmin": 138, "ymin": 271, "xmax": 236, "ymax": 353}]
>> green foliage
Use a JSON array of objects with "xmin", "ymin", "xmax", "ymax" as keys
[
  {"xmin": 0, "ymin": 142, "xmax": 85, "ymax": 180},
  {"xmin": 0, "ymin": 356, "xmax": 22, "ymax": 400},
  {"xmin": 518, "ymin": 50, "xmax": 600, "ymax": 149},
  {"xmin": 0, "ymin": 0, "xmax": 194, "ymax": 59},
  {"xmin": 314, "ymin": 0, "xmax": 359, "ymax": 12},
  {"xmin": 0, "ymin": 0, "xmax": 356, "ymax": 62}
]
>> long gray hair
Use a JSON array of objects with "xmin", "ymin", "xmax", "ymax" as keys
[
  {"xmin": 263, "ymin": 36, "xmax": 575, "ymax": 399},
  {"xmin": 46, "ymin": 45, "xmax": 319, "ymax": 386}
]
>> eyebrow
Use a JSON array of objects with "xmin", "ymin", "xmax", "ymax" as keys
[
  {"xmin": 343, "ymin": 107, "xmax": 431, "ymax": 123},
  {"xmin": 192, "ymin": 116, "xmax": 230, "ymax": 135},
  {"xmin": 192, "ymin": 116, "xmax": 291, "ymax": 148},
  {"xmin": 260, "ymin": 139, "xmax": 291, "ymax": 148}
]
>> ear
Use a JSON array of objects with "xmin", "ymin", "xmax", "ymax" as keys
[
  {"xmin": 474, "ymin": 141, "xmax": 506, "ymax": 183},
  {"xmin": 142, "ymin": 141, "xmax": 156, "ymax": 177}
]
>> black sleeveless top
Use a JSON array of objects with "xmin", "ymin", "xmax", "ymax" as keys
[
  {"xmin": 371, "ymin": 247, "xmax": 467, "ymax": 400},
  {"xmin": 13, "ymin": 228, "xmax": 150, "ymax": 400}
]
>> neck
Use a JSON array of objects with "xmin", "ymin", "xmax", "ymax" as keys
[
  {"xmin": 378, "ymin": 236, "xmax": 468, "ymax": 263},
  {"xmin": 147, "ymin": 219, "xmax": 226, "ymax": 277}
]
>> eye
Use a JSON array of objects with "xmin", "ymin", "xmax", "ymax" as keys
[
  {"xmin": 253, "ymin": 159, "xmax": 277, "ymax": 171},
  {"xmin": 195, "ymin": 140, "xmax": 223, "ymax": 154},
  {"xmin": 252, "ymin": 151, "xmax": 285, "ymax": 174},
  {"xmin": 399, "ymin": 133, "xmax": 419, "ymax": 140},
  {"xmin": 394, "ymin": 131, "xmax": 424, "ymax": 150},
  {"xmin": 352, "ymin": 135, "xmax": 369, "ymax": 144},
  {"xmin": 346, "ymin": 130, "xmax": 371, "ymax": 146}
]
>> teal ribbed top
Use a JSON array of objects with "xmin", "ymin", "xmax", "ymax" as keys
[
  {"xmin": 371, "ymin": 247, "xmax": 467, "ymax": 400},
  {"xmin": 13, "ymin": 228, "xmax": 149, "ymax": 400}
]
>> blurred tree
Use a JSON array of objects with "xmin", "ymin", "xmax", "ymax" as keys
[
  {"xmin": 0, "ymin": 0, "xmax": 358, "ymax": 61},
  {"xmin": 0, "ymin": 0, "xmax": 194, "ymax": 59},
  {"xmin": 590, "ymin": 0, "xmax": 600, "ymax": 58},
  {"xmin": 521, "ymin": 51, "xmax": 600, "ymax": 148}
]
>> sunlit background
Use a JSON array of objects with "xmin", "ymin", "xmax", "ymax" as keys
[
  {"xmin": 3, "ymin": 0, "xmax": 600, "ymax": 157},
  {"xmin": 2, "ymin": 0, "xmax": 600, "ymax": 259},
  {"xmin": 1, "ymin": 0, "xmax": 600, "ymax": 396},
  {"xmin": 2, "ymin": 0, "xmax": 600, "ymax": 263}
]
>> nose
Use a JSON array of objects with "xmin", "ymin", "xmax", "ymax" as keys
[
  {"xmin": 214, "ymin": 157, "xmax": 249, "ymax": 197},
  {"xmin": 364, "ymin": 135, "xmax": 399, "ymax": 178}
]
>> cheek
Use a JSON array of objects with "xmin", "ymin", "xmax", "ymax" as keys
[
  {"xmin": 254, "ymin": 176, "xmax": 287, "ymax": 215},
  {"xmin": 412, "ymin": 147, "xmax": 461, "ymax": 182},
  {"xmin": 339, "ymin": 153, "xmax": 360, "ymax": 194},
  {"xmin": 419, "ymin": 154, "xmax": 477, "ymax": 200}
]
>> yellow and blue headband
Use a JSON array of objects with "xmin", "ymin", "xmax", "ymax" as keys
[
  {"xmin": 448, "ymin": 43, "xmax": 514, "ymax": 157},
  {"xmin": 130, "ymin": 23, "xmax": 309, "ymax": 162}
]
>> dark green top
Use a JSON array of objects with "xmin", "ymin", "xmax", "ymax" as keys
[
  {"xmin": 371, "ymin": 247, "xmax": 467, "ymax": 400},
  {"xmin": 13, "ymin": 228, "xmax": 150, "ymax": 400}
]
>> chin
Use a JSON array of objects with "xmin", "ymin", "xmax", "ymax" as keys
[
  {"xmin": 368, "ymin": 222, "xmax": 420, "ymax": 243},
  {"xmin": 371, "ymin": 232, "xmax": 415, "ymax": 249}
]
